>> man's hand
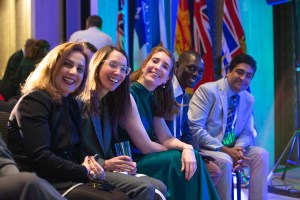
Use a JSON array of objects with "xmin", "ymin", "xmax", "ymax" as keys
[{"xmin": 220, "ymin": 146, "xmax": 250, "ymax": 167}]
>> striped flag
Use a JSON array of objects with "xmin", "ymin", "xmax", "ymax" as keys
[
  {"xmin": 221, "ymin": 0, "xmax": 246, "ymax": 76},
  {"xmin": 133, "ymin": 0, "xmax": 167, "ymax": 71},
  {"xmin": 174, "ymin": 0, "xmax": 192, "ymax": 57},
  {"xmin": 193, "ymin": 0, "xmax": 214, "ymax": 90},
  {"xmin": 133, "ymin": 0, "xmax": 150, "ymax": 71},
  {"xmin": 158, "ymin": 0, "xmax": 168, "ymax": 48},
  {"xmin": 116, "ymin": 0, "xmax": 126, "ymax": 52}
]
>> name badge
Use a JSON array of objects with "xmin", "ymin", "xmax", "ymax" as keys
[{"xmin": 222, "ymin": 130, "xmax": 235, "ymax": 147}]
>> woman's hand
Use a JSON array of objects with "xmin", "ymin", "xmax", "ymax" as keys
[
  {"xmin": 82, "ymin": 156, "xmax": 105, "ymax": 180},
  {"xmin": 181, "ymin": 145, "xmax": 197, "ymax": 181},
  {"xmin": 104, "ymin": 156, "xmax": 136, "ymax": 174}
]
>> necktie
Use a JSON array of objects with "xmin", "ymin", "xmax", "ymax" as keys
[
  {"xmin": 175, "ymin": 94, "xmax": 184, "ymax": 139},
  {"xmin": 222, "ymin": 94, "xmax": 240, "ymax": 146}
]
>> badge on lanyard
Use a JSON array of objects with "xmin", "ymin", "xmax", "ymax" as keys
[{"xmin": 222, "ymin": 129, "xmax": 235, "ymax": 147}]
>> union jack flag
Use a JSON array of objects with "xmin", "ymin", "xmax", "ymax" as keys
[
  {"xmin": 221, "ymin": 0, "xmax": 246, "ymax": 76},
  {"xmin": 193, "ymin": 0, "xmax": 214, "ymax": 90}
]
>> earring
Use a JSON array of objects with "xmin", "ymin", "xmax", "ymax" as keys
[{"xmin": 162, "ymin": 84, "xmax": 166, "ymax": 89}]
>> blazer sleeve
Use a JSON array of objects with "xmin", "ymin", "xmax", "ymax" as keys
[
  {"xmin": 15, "ymin": 92, "xmax": 88, "ymax": 182},
  {"xmin": 0, "ymin": 134, "xmax": 17, "ymax": 169},
  {"xmin": 188, "ymin": 85, "xmax": 224, "ymax": 150}
]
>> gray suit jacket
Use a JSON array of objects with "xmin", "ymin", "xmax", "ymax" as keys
[{"xmin": 188, "ymin": 78, "xmax": 255, "ymax": 150}]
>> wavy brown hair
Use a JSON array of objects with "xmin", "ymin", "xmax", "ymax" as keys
[
  {"xmin": 21, "ymin": 42, "xmax": 89, "ymax": 102},
  {"xmin": 79, "ymin": 46, "xmax": 131, "ymax": 134},
  {"xmin": 130, "ymin": 45, "xmax": 179, "ymax": 120}
]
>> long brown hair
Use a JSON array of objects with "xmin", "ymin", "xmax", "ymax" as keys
[
  {"xmin": 79, "ymin": 46, "xmax": 131, "ymax": 134},
  {"xmin": 21, "ymin": 42, "xmax": 89, "ymax": 102},
  {"xmin": 130, "ymin": 45, "xmax": 178, "ymax": 119}
]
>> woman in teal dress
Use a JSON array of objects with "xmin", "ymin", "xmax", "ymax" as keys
[{"xmin": 119, "ymin": 45, "xmax": 219, "ymax": 200}]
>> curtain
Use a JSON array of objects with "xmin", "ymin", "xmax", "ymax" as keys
[{"xmin": 0, "ymin": 0, "xmax": 31, "ymax": 79}]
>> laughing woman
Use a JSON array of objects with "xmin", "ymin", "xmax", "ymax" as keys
[
  {"xmin": 118, "ymin": 45, "xmax": 220, "ymax": 200},
  {"xmin": 79, "ymin": 46, "xmax": 167, "ymax": 200},
  {"xmin": 7, "ymin": 42, "xmax": 128, "ymax": 200}
]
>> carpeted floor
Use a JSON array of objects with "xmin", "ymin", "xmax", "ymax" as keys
[
  {"xmin": 232, "ymin": 167, "xmax": 300, "ymax": 199},
  {"xmin": 268, "ymin": 167, "xmax": 300, "ymax": 199}
]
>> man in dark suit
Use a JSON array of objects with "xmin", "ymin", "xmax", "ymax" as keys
[
  {"xmin": 0, "ymin": 39, "xmax": 35, "ymax": 100},
  {"xmin": 166, "ymin": 50, "xmax": 221, "ymax": 185},
  {"xmin": 81, "ymin": 108, "xmax": 167, "ymax": 200},
  {"xmin": 0, "ymin": 133, "xmax": 65, "ymax": 200}
]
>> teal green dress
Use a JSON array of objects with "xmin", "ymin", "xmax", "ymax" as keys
[{"xmin": 120, "ymin": 82, "xmax": 219, "ymax": 200}]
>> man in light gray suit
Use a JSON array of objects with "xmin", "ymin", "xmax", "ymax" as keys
[{"xmin": 188, "ymin": 54, "xmax": 269, "ymax": 200}]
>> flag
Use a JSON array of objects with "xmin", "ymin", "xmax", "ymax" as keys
[
  {"xmin": 174, "ymin": 0, "xmax": 192, "ymax": 57},
  {"xmin": 133, "ymin": 0, "xmax": 167, "ymax": 71},
  {"xmin": 158, "ymin": 0, "xmax": 168, "ymax": 48},
  {"xmin": 221, "ymin": 0, "xmax": 246, "ymax": 76},
  {"xmin": 193, "ymin": 0, "xmax": 214, "ymax": 90},
  {"xmin": 116, "ymin": 0, "xmax": 127, "ymax": 53},
  {"xmin": 133, "ymin": 0, "xmax": 150, "ymax": 71}
]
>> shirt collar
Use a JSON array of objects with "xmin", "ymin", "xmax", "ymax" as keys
[
  {"xmin": 88, "ymin": 27, "xmax": 99, "ymax": 31},
  {"xmin": 172, "ymin": 75, "xmax": 184, "ymax": 98},
  {"xmin": 225, "ymin": 77, "xmax": 236, "ymax": 98}
]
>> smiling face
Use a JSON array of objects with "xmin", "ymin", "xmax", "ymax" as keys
[
  {"xmin": 175, "ymin": 53, "xmax": 204, "ymax": 89},
  {"xmin": 55, "ymin": 51, "xmax": 86, "ymax": 97},
  {"xmin": 227, "ymin": 62, "xmax": 254, "ymax": 93},
  {"xmin": 97, "ymin": 50, "xmax": 128, "ymax": 98},
  {"xmin": 140, "ymin": 52, "xmax": 172, "ymax": 91}
]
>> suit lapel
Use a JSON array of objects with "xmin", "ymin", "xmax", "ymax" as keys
[
  {"xmin": 218, "ymin": 79, "xmax": 228, "ymax": 134},
  {"xmin": 102, "ymin": 106, "xmax": 112, "ymax": 154},
  {"xmin": 182, "ymin": 93, "xmax": 189, "ymax": 125},
  {"xmin": 90, "ymin": 113, "xmax": 105, "ymax": 153}
]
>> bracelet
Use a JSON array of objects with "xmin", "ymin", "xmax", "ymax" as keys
[{"xmin": 183, "ymin": 146, "xmax": 193, "ymax": 151}]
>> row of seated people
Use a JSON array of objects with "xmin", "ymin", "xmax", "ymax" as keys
[
  {"xmin": 4, "ymin": 42, "xmax": 217, "ymax": 200},
  {"xmin": 2, "ymin": 41, "xmax": 268, "ymax": 200}
]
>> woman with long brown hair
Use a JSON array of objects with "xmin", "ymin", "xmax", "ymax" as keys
[{"xmin": 118, "ymin": 45, "xmax": 219, "ymax": 200}]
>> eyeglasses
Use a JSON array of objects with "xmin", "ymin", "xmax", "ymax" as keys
[{"xmin": 102, "ymin": 60, "xmax": 131, "ymax": 75}]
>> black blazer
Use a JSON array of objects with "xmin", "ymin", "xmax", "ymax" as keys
[
  {"xmin": 7, "ymin": 90, "xmax": 88, "ymax": 184},
  {"xmin": 0, "ymin": 50, "xmax": 23, "ymax": 100},
  {"xmin": 166, "ymin": 93, "xmax": 201, "ymax": 151},
  {"xmin": 80, "ymin": 100, "xmax": 115, "ymax": 167}
]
